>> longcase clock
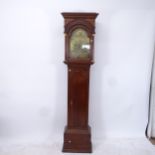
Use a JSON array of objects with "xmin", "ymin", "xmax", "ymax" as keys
[{"xmin": 61, "ymin": 12, "xmax": 98, "ymax": 153}]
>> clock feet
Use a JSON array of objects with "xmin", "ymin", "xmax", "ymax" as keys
[{"xmin": 62, "ymin": 126, "xmax": 92, "ymax": 153}]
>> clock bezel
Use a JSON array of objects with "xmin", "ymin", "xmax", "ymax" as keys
[{"xmin": 66, "ymin": 26, "xmax": 94, "ymax": 63}]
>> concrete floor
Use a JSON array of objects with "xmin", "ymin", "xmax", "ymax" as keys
[{"xmin": 0, "ymin": 138, "xmax": 155, "ymax": 155}]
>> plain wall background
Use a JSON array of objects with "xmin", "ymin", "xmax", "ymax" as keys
[{"xmin": 0, "ymin": 0, "xmax": 155, "ymax": 145}]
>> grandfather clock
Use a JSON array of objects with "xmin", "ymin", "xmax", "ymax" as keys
[{"xmin": 61, "ymin": 12, "xmax": 98, "ymax": 153}]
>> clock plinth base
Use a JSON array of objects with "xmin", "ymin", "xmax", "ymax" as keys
[{"xmin": 62, "ymin": 126, "xmax": 92, "ymax": 153}]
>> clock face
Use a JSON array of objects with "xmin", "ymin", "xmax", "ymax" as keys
[{"xmin": 69, "ymin": 28, "xmax": 91, "ymax": 60}]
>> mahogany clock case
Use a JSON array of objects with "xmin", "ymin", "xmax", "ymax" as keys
[{"xmin": 61, "ymin": 12, "xmax": 98, "ymax": 153}]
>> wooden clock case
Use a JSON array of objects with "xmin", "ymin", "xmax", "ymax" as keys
[{"xmin": 61, "ymin": 12, "xmax": 98, "ymax": 153}]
